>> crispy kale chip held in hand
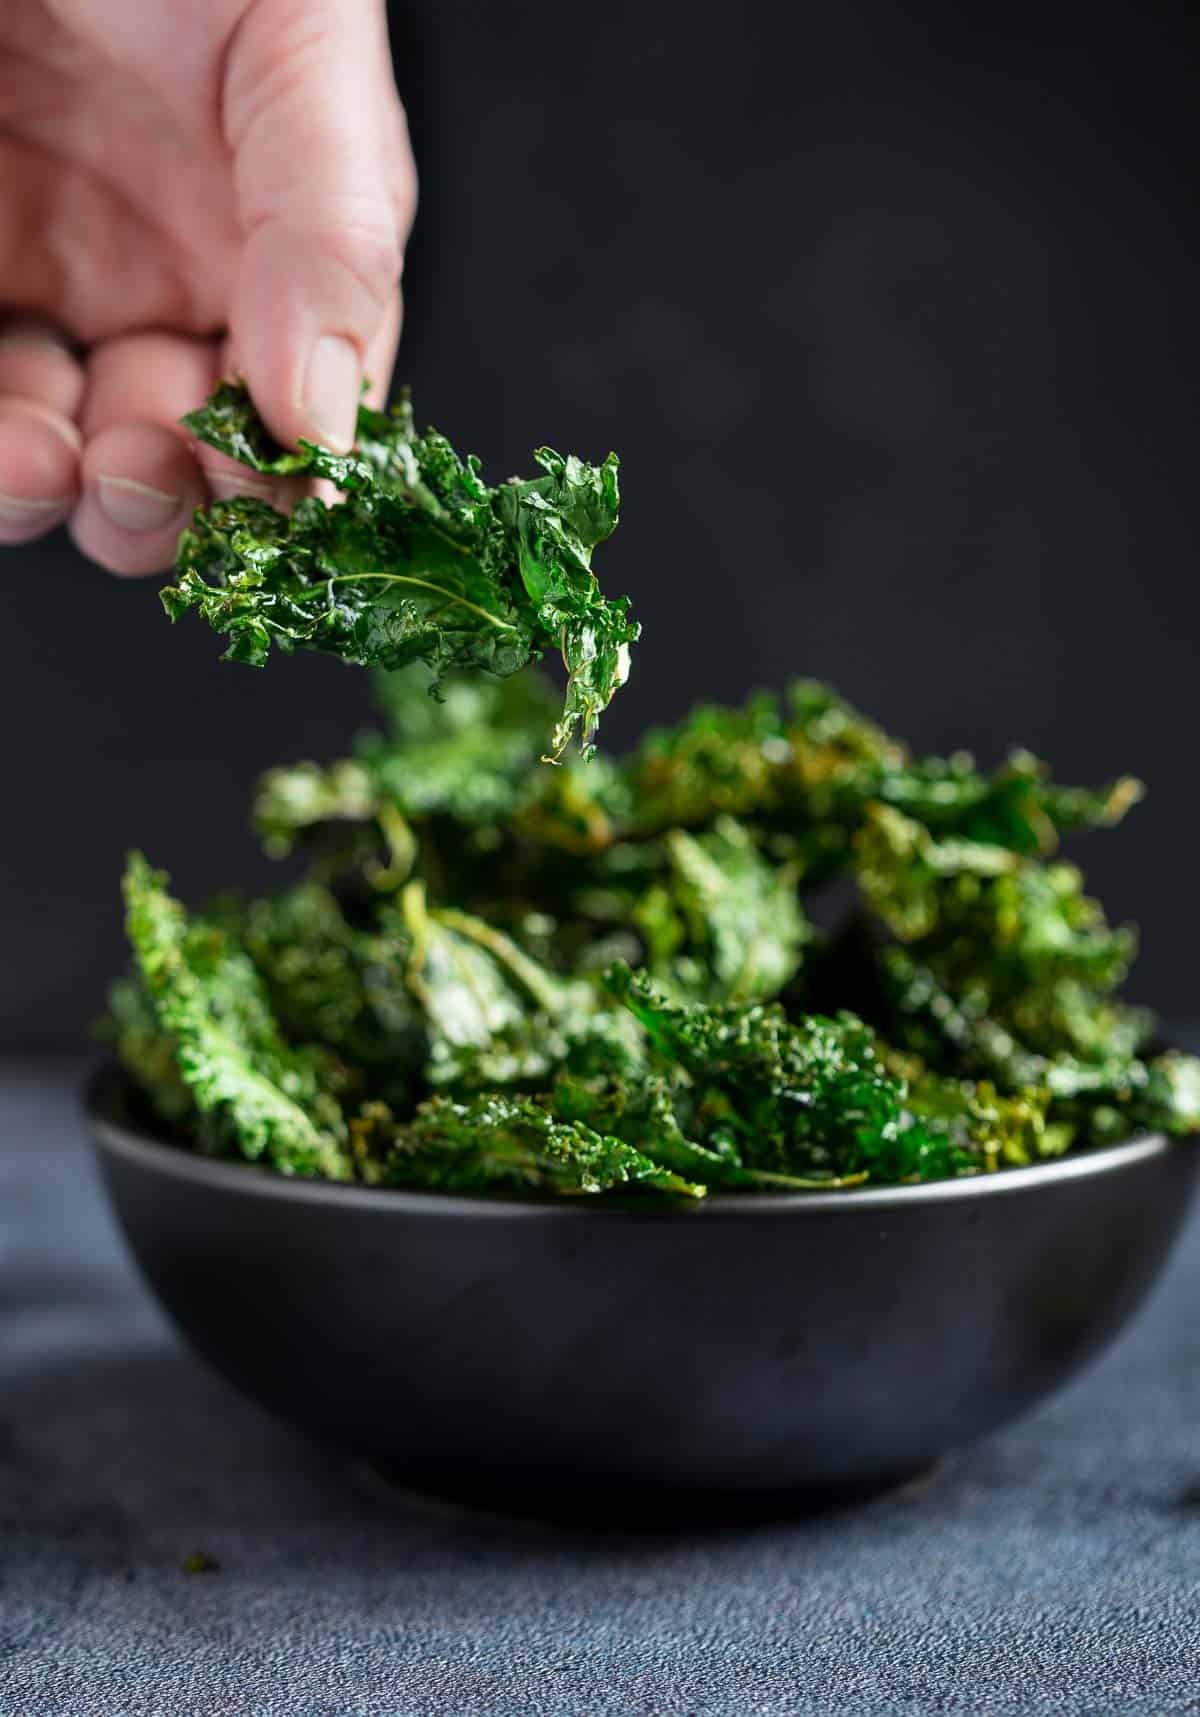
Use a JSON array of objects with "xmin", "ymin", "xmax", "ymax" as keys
[{"xmin": 163, "ymin": 380, "xmax": 638, "ymax": 757}]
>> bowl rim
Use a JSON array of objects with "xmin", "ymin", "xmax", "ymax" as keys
[{"xmin": 84, "ymin": 1063, "xmax": 1179, "ymax": 1220}]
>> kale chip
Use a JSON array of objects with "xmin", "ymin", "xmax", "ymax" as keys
[{"xmin": 164, "ymin": 381, "xmax": 638, "ymax": 758}]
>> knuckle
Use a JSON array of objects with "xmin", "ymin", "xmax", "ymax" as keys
[{"xmin": 325, "ymin": 218, "xmax": 404, "ymax": 311}]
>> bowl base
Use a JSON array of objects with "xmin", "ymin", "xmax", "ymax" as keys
[{"xmin": 356, "ymin": 1460, "xmax": 940, "ymax": 1532}]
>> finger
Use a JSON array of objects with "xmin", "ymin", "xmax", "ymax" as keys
[
  {"xmin": 301, "ymin": 289, "xmax": 402, "ymax": 506},
  {"xmin": 363, "ymin": 287, "xmax": 403, "ymax": 410},
  {"xmin": 76, "ymin": 330, "xmax": 215, "ymax": 568},
  {"xmin": 80, "ymin": 327, "xmax": 302, "ymax": 513},
  {"xmin": 225, "ymin": 0, "xmax": 417, "ymax": 452},
  {"xmin": 296, "ymin": 287, "xmax": 403, "ymax": 508},
  {"xmin": 214, "ymin": 332, "xmax": 312, "ymax": 510},
  {"xmin": 80, "ymin": 327, "xmax": 219, "ymax": 436},
  {"xmin": 70, "ymin": 422, "xmax": 207, "ymax": 577},
  {"xmin": 0, "ymin": 320, "xmax": 86, "ymax": 543},
  {"xmin": 0, "ymin": 320, "xmax": 86, "ymax": 417},
  {"xmin": 0, "ymin": 136, "xmax": 205, "ymax": 344},
  {"xmin": 0, "ymin": 399, "xmax": 81, "ymax": 545}
]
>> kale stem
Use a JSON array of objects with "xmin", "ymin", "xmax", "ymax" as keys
[
  {"xmin": 296, "ymin": 574, "xmax": 518, "ymax": 633},
  {"xmin": 436, "ymin": 907, "xmax": 564, "ymax": 1013},
  {"xmin": 745, "ymin": 1168, "xmax": 871, "ymax": 1190}
]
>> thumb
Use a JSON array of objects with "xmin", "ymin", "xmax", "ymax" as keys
[{"xmin": 225, "ymin": 0, "xmax": 417, "ymax": 451}]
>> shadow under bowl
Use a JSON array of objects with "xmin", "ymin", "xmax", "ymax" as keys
[{"xmin": 86, "ymin": 1066, "xmax": 1199, "ymax": 1526}]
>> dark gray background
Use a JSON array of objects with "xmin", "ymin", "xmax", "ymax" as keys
[{"xmin": 3, "ymin": 0, "xmax": 1196, "ymax": 1049}]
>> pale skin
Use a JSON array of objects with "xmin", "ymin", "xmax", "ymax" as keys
[{"xmin": 0, "ymin": 0, "xmax": 416, "ymax": 574}]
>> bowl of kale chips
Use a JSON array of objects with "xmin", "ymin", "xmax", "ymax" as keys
[{"xmin": 89, "ymin": 387, "xmax": 1200, "ymax": 1521}]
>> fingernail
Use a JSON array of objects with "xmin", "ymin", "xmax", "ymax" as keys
[
  {"xmin": 96, "ymin": 475, "xmax": 181, "ymax": 533},
  {"xmin": 302, "ymin": 334, "xmax": 359, "ymax": 452},
  {"xmin": 0, "ymin": 491, "xmax": 70, "ymax": 523},
  {"xmin": 0, "ymin": 328, "xmax": 71, "ymax": 354}
]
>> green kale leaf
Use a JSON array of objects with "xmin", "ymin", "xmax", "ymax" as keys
[
  {"xmin": 166, "ymin": 380, "xmax": 638, "ymax": 757},
  {"xmin": 230, "ymin": 882, "xmax": 424, "ymax": 1109},
  {"xmin": 395, "ymin": 881, "xmax": 594, "ymax": 1090},
  {"xmin": 626, "ymin": 680, "xmax": 1141, "ymax": 875},
  {"xmin": 604, "ymin": 962, "xmax": 1010, "ymax": 1184},
  {"xmin": 366, "ymin": 1092, "xmax": 705, "ymax": 1198},
  {"xmin": 105, "ymin": 973, "xmax": 194, "ymax": 1127},
  {"xmin": 122, "ymin": 854, "xmax": 351, "ymax": 1178},
  {"xmin": 360, "ymin": 664, "xmax": 560, "ymax": 821},
  {"xmin": 632, "ymin": 816, "xmax": 808, "ymax": 1004},
  {"xmin": 855, "ymin": 802, "xmax": 1151, "ymax": 1085}
]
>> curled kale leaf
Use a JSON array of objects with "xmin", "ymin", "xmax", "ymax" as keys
[
  {"xmin": 166, "ymin": 381, "xmax": 638, "ymax": 758},
  {"xmin": 603, "ymin": 963, "xmax": 1053, "ymax": 1184},
  {"xmin": 122, "ymin": 854, "xmax": 351, "ymax": 1179},
  {"xmin": 362, "ymin": 1092, "xmax": 706, "ymax": 1198}
]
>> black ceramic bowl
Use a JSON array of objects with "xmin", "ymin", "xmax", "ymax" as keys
[{"xmin": 87, "ymin": 1066, "xmax": 1199, "ymax": 1523}]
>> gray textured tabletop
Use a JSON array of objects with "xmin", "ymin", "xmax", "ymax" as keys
[{"xmin": 3, "ymin": 1059, "xmax": 1200, "ymax": 1717}]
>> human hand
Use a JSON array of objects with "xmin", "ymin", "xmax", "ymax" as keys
[{"xmin": 0, "ymin": 0, "xmax": 416, "ymax": 574}]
